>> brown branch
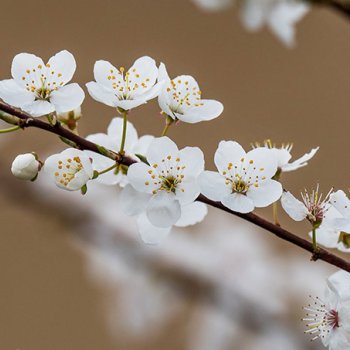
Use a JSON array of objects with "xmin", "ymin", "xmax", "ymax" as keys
[{"xmin": 0, "ymin": 101, "xmax": 349, "ymax": 273}]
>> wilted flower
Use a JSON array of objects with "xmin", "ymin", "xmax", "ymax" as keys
[
  {"xmin": 199, "ymin": 140, "xmax": 282, "ymax": 213},
  {"xmin": 86, "ymin": 56, "xmax": 162, "ymax": 111},
  {"xmin": 158, "ymin": 63, "xmax": 223, "ymax": 124},
  {"xmin": 44, "ymin": 148, "xmax": 93, "ymax": 191},
  {"xmin": 281, "ymin": 186, "xmax": 332, "ymax": 227},
  {"xmin": 0, "ymin": 50, "xmax": 85, "ymax": 117},
  {"xmin": 11, "ymin": 153, "xmax": 40, "ymax": 181}
]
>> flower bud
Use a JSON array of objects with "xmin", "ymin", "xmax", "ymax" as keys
[{"xmin": 11, "ymin": 153, "xmax": 40, "ymax": 181}]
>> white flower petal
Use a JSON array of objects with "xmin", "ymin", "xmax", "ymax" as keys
[
  {"xmin": 127, "ymin": 162, "xmax": 158, "ymax": 193},
  {"xmin": 86, "ymin": 81, "xmax": 118, "ymax": 107},
  {"xmin": 221, "ymin": 193, "xmax": 255, "ymax": 213},
  {"xmin": 107, "ymin": 117, "xmax": 138, "ymax": 151},
  {"xmin": 0, "ymin": 79, "xmax": 35, "ymax": 108},
  {"xmin": 133, "ymin": 135, "xmax": 154, "ymax": 156},
  {"xmin": 175, "ymin": 202, "xmax": 208, "ymax": 227},
  {"xmin": 137, "ymin": 213, "xmax": 171, "ymax": 245},
  {"xmin": 178, "ymin": 146, "xmax": 204, "ymax": 177},
  {"xmin": 177, "ymin": 99, "xmax": 223, "ymax": 123},
  {"xmin": 11, "ymin": 53, "xmax": 45, "ymax": 87},
  {"xmin": 128, "ymin": 56, "xmax": 158, "ymax": 98},
  {"xmin": 282, "ymin": 147, "xmax": 319, "ymax": 172},
  {"xmin": 246, "ymin": 147, "xmax": 278, "ymax": 179},
  {"xmin": 158, "ymin": 62, "xmax": 170, "ymax": 83},
  {"xmin": 22, "ymin": 100, "xmax": 55, "ymax": 117},
  {"xmin": 146, "ymin": 192, "xmax": 181, "ymax": 227},
  {"xmin": 331, "ymin": 218, "xmax": 350, "ymax": 233},
  {"xmin": 93, "ymin": 60, "xmax": 121, "ymax": 90},
  {"xmin": 146, "ymin": 136, "xmax": 179, "ymax": 165},
  {"xmin": 176, "ymin": 177, "xmax": 201, "ymax": 204},
  {"xmin": 330, "ymin": 190, "xmax": 350, "ymax": 218},
  {"xmin": 271, "ymin": 148, "xmax": 291, "ymax": 169},
  {"xmin": 240, "ymin": 0, "xmax": 266, "ymax": 31},
  {"xmin": 115, "ymin": 98, "xmax": 149, "ymax": 111},
  {"xmin": 268, "ymin": 1, "xmax": 309, "ymax": 48},
  {"xmin": 214, "ymin": 140, "xmax": 246, "ymax": 173},
  {"xmin": 328, "ymin": 270, "xmax": 350, "ymax": 301},
  {"xmin": 47, "ymin": 50, "xmax": 76, "ymax": 84},
  {"xmin": 247, "ymin": 179, "xmax": 282, "ymax": 207},
  {"xmin": 120, "ymin": 185, "xmax": 151, "ymax": 216},
  {"xmin": 312, "ymin": 226, "xmax": 339, "ymax": 249},
  {"xmin": 281, "ymin": 191, "xmax": 308, "ymax": 221},
  {"xmin": 198, "ymin": 171, "xmax": 231, "ymax": 201},
  {"xmin": 50, "ymin": 83, "xmax": 85, "ymax": 113}
]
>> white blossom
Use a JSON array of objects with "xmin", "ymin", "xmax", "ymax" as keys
[
  {"xmin": 158, "ymin": 63, "xmax": 223, "ymax": 124},
  {"xmin": 86, "ymin": 56, "xmax": 163, "ymax": 111},
  {"xmin": 11, "ymin": 153, "xmax": 40, "ymax": 180},
  {"xmin": 85, "ymin": 117, "xmax": 154, "ymax": 186},
  {"xmin": 254, "ymin": 141, "xmax": 319, "ymax": 175},
  {"xmin": 240, "ymin": 0, "xmax": 310, "ymax": 48},
  {"xmin": 314, "ymin": 190, "xmax": 350, "ymax": 252},
  {"xmin": 303, "ymin": 270, "xmax": 350, "ymax": 349},
  {"xmin": 123, "ymin": 136, "xmax": 204, "ymax": 228},
  {"xmin": 199, "ymin": 140, "xmax": 282, "ymax": 213},
  {"xmin": 281, "ymin": 187, "xmax": 332, "ymax": 226},
  {"xmin": 0, "ymin": 50, "xmax": 85, "ymax": 117},
  {"xmin": 44, "ymin": 148, "xmax": 93, "ymax": 191}
]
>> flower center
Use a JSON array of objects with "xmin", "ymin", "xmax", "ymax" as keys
[
  {"xmin": 232, "ymin": 179, "xmax": 249, "ymax": 194},
  {"xmin": 54, "ymin": 156, "xmax": 83, "ymax": 188},
  {"xmin": 160, "ymin": 175, "xmax": 177, "ymax": 193},
  {"xmin": 146, "ymin": 156, "xmax": 186, "ymax": 195},
  {"xmin": 303, "ymin": 296, "xmax": 340, "ymax": 342},
  {"xmin": 301, "ymin": 186, "xmax": 332, "ymax": 226}
]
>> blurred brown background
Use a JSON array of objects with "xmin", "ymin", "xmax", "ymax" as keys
[{"xmin": 0, "ymin": 0, "xmax": 349, "ymax": 349}]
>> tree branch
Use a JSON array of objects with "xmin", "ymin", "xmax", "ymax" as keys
[{"xmin": 0, "ymin": 101, "xmax": 349, "ymax": 273}]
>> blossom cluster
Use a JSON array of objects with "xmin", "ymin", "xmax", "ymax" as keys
[{"xmin": 1, "ymin": 49, "xmax": 350, "ymax": 349}]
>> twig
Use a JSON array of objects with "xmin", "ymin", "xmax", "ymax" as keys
[{"xmin": 0, "ymin": 101, "xmax": 349, "ymax": 273}]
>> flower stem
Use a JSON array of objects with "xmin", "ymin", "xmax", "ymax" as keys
[
  {"xmin": 0, "ymin": 125, "xmax": 20, "ymax": 134},
  {"xmin": 273, "ymin": 202, "xmax": 280, "ymax": 226},
  {"xmin": 119, "ymin": 110, "xmax": 128, "ymax": 155},
  {"xmin": 161, "ymin": 123, "xmax": 171, "ymax": 137},
  {"xmin": 98, "ymin": 163, "xmax": 118, "ymax": 175},
  {"xmin": 161, "ymin": 115, "xmax": 174, "ymax": 137},
  {"xmin": 311, "ymin": 226, "xmax": 320, "ymax": 261}
]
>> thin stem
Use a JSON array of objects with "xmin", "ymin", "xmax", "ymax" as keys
[
  {"xmin": 119, "ymin": 110, "xmax": 128, "ymax": 154},
  {"xmin": 311, "ymin": 225, "xmax": 320, "ymax": 260},
  {"xmin": 1, "ymin": 100, "xmax": 350, "ymax": 272},
  {"xmin": 98, "ymin": 163, "xmax": 118, "ymax": 175},
  {"xmin": 161, "ymin": 123, "xmax": 171, "ymax": 137},
  {"xmin": 0, "ymin": 125, "xmax": 20, "ymax": 134},
  {"xmin": 312, "ymin": 226, "xmax": 317, "ymax": 251},
  {"xmin": 273, "ymin": 202, "xmax": 280, "ymax": 226}
]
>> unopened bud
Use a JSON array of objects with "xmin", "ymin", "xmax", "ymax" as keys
[{"xmin": 11, "ymin": 153, "xmax": 40, "ymax": 181}]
